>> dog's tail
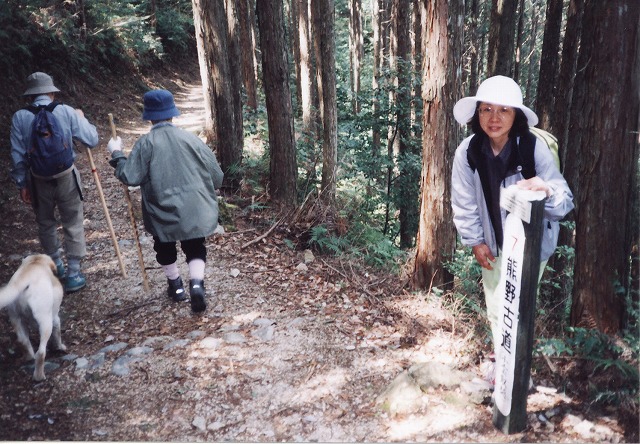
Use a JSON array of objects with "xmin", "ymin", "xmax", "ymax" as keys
[
  {"xmin": 0, "ymin": 278, "xmax": 24, "ymax": 308},
  {"xmin": 0, "ymin": 255, "xmax": 57, "ymax": 309}
]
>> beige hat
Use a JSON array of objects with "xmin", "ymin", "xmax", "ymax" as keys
[
  {"xmin": 453, "ymin": 75, "xmax": 538, "ymax": 126},
  {"xmin": 22, "ymin": 72, "xmax": 61, "ymax": 96}
]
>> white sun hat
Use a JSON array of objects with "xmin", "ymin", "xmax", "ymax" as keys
[{"xmin": 453, "ymin": 75, "xmax": 538, "ymax": 126}]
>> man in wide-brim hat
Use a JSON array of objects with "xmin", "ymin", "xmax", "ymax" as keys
[{"xmin": 10, "ymin": 71, "xmax": 99, "ymax": 292}]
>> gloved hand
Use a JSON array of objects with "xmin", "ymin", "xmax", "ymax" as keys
[{"xmin": 107, "ymin": 136, "xmax": 122, "ymax": 154}]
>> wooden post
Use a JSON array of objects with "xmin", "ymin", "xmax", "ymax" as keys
[{"xmin": 492, "ymin": 187, "xmax": 546, "ymax": 434}]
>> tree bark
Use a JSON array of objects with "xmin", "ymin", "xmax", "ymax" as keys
[
  {"xmin": 238, "ymin": 0, "xmax": 258, "ymax": 110},
  {"xmin": 513, "ymin": 0, "xmax": 525, "ymax": 84},
  {"xmin": 291, "ymin": 0, "xmax": 302, "ymax": 116},
  {"xmin": 466, "ymin": 0, "xmax": 479, "ymax": 91},
  {"xmin": 486, "ymin": 0, "xmax": 518, "ymax": 77},
  {"xmin": 349, "ymin": 0, "xmax": 363, "ymax": 114},
  {"xmin": 312, "ymin": 0, "xmax": 338, "ymax": 207},
  {"xmin": 411, "ymin": 0, "xmax": 422, "ymax": 137},
  {"xmin": 298, "ymin": 0, "xmax": 315, "ymax": 135},
  {"xmin": 567, "ymin": 0, "xmax": 640, "ymax": 333},
  {"xmin": 394, "ymin": 0, "xmax": 417, "ymax": 248},
  {"xmin": 546, "ymin": 0, "xmax": 583, "ymax": 307},
  {"xmin": 255, "ymin": 0, "xmax": 298, "ymax": 205},
  {"xmin": 412, "ymin": 0, "xmax": 463, "ymax": 289},
  {"xmin": 535, "ymin": 0, "xmax": 564, "ymax": 130},
  {"xmin": 552, "ymin": 0, "xmax": 584, "ymax": 162},
  {"xmin": 371, "ymin": 0, "xmax": 382, "ymax": 157},
  {"xmin": 225, "ymin": 0, "xmax": 244, "ymax": 187},
  {"xmin": 525, "ymin": 1, "xmax": 540, "ymax": 106},
  {"xmin": 195, "ymin": 0, "xmax": 242, "ymax": 188},
  {"xmin": 191, "ymin": 0, "xmax": 215, "ymax": 135}
]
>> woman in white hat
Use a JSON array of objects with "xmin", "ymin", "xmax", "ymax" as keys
[{"xmin": 450, "ymin": 76, "xmax": 574, "ymax": 365}]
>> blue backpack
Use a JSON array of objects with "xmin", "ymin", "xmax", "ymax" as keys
[{"xmin": 25, "ymin": 102, "xmax": 74, "ymax": 177}]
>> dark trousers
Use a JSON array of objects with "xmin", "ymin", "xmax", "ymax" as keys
[{"xmin": 153, "ymin": 237, "xmax": 206, "ymax": 266}]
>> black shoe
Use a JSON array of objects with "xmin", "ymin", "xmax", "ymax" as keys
[
  {"xmin": 189, "ymin": 279, "xmax": 206, "ymax": 312},
  {"xmin": 167, "ymin": 277, "xmax": 186, "ymax": 302}
]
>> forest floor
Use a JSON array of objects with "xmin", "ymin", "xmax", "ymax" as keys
[{"xmin": 0, "ymin": 65, "xmax": 637, "ymax": 443}]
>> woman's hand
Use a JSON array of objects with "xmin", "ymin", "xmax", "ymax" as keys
[
  {"xmin": 517, "ymin": 176, "xmax": 551, "ymax": 197},
  {"xmin": 472, "ymin": 243, "xmax": 496, "ymax": 270}
]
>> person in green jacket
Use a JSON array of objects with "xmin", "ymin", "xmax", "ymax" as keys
[{"xmin": 107, "ymin": 89, "xmax": 224, "ymax": 312}]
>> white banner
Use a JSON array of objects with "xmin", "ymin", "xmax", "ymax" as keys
[{"xmin": 494, "ymin": 212, "xmax": 526, "ymax": 416}]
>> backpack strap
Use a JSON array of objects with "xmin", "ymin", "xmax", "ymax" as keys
[
  {"xmin": 467, "ymin": 134, "xmax": 502, "ymax": 241},
  {"xmin": 516, "ymin": 131, "xmax": 537, "ymax": 179},
  {"xmin": 24, "ymin": 101, "xmax": 60, "ymax": 114}
]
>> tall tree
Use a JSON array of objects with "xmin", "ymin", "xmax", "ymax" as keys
[
  {"xmin": 486, "ymin": 0, "xmax": 518, "ymax": 76},
  {"xmin": 412, "ymin": 0, "xmax": 463, "ymax": 289},
  {"xmin": 371, "ymin": 0, "xmax": 382, "ymax": 157},
  {"xmin": 566, "ymin": 0, "xmax": 640, "ymax": 333},
  {"xmin": 349, "ymin": 0, "xmax": 363, "ymax": 114},
  {"xmin": 524, "ymin": 0, "xmax": 541, "ymax": 105},
  {"xmin": 547, "ymin": 0, "xmax": 584, "ymax": 313},
  {"xmin": 512, "ymin": 0, "xmax": 525, "ymax": 83},
  {"xmin": 193, "ymin": 0, "xmax": 242, "ymax": 186},
  {"xmin": 297, "ymin": 0, "xmax": 315, "ymax": 135},
  {"xmin": 225, "ymin": 0, "xmax": 244, "ymax": 187},
  {"xmin": 192, "ymin": 0, "xmax": 215, "ymax": 134},
  {"xmin": 552, "ymin": 0, "xmax": 584, "ymax": 161},
  {"xmin": 255, "ymin": 0, "xmax": 298, "ymax": 205},
  {"xmin": 238, "ymin": 0, "xmax": 258, "ymax": 110},
  {"xmin": 466, "ymin": 0, "xmax": 480, "ymax": 90},
  {"xmin": 411, "ymin": 0, "xmax": 422, "ymax": 136},
  {"xmin": 291, "ymin": 0, "xmax": 302, "ymax": 115},
  {"xmin": 535, "ymin": 0, "xmax": 564, "ymax": 130},
  {"xmin": 312, "ymin": 0, "xmax": 338, "ymax": 208},
  {"xmin": 393, "ymin": 0, "xmax": 417, "ymax": 248}
]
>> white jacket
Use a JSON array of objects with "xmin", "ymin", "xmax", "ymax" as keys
[{"xmin": 451, "ymin": 134, "xmax": 574, "ymax": 260}]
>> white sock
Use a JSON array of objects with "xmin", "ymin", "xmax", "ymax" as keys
[
  {"xmin": 162, "ymin": 262, "xmax": 180, "ymax": 280},
  {"xmin": 188, "ymin": 259, "xmax": 205, "ymax": 281}
]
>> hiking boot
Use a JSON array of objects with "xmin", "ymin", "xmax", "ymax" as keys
[
  {"xmin": 54, "ymin": 260, "xmax": 66, "ymax": 280},
  {"xmin": 189, "ymin": 279, "xmax": 206, "ymax": 313},
  {"xmin": 65, "ymin": 273, "xmax": 86, "ymax": 293},
  {"xmin": 167, "ymin": 277, "xmax": 186, "ymax": 302}
]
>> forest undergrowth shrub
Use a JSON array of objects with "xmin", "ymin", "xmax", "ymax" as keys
[
  {"xmin": 441, "ymin": 246, "xmax": 491, "ymax": 346},
  {"xmin": 536, "ymin": 227, "xmax": 576, "ymax": 337},
  {"xmin": 535, "ymin": 289, "xmax": 639, "ymax": 414},
  {"xmin": 306, "ymin": 217, "xmax": 406, "ymax": 271}
]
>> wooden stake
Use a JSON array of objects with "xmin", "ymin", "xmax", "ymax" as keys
[
  {"xmin": 86, "ymin": 145, "xmax": 127, "ymax": 277},
  {"xmin": 492, "ymin": 197, "xmax": 545, "ymax": 434},
  {"xmin": 109, "ymin": 113, "xmax": 150, "ymax": 291}
]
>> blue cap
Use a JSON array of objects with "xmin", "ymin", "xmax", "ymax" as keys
[{"xmin": 142, "ymin": 89, "xmax": 181, "ymax": 121}]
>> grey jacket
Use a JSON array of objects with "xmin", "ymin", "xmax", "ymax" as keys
[
  {"xmin": 110, "ymin": 122, "xmax": 224, "ymax": 242},
  {"xmin": 451, "ymin": 134, "xmax": 574, "ymax": 261}
]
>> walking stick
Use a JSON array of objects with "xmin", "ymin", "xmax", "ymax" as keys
[
  {"xmin": 108, "ymin": 113, "xmax": 150, "ymax": 291},
  {"xmin": 86, "ymin": 143, "xmax": 127, "ymax": 277}
]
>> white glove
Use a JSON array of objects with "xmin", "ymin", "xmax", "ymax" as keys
[{"xmin": 107, "ymin": 136, "xmax": 122, "ymax": 154}]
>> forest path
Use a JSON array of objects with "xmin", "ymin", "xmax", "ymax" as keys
[{"xmin": 0, "ymin": 78, "xmax": 629, "ymax": 443}]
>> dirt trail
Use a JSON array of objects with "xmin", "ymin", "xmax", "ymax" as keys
[{"xmin": 0, "ymin": 80, "xmax": 632, "ymax": 442}]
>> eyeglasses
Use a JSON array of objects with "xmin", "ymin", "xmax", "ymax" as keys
[{"xmin": 478, "ymin": 106, "xmax": 514, "ymax": 119}]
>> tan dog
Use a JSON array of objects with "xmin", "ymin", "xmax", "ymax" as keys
[{"xmin": 0, "ymin": 254, "xmax": 66, "ymax": 381}]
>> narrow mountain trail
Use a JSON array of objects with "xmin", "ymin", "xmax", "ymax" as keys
[{"xmin": 0, "ymin": 75, "xmax": 632, "ymax": 442}]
